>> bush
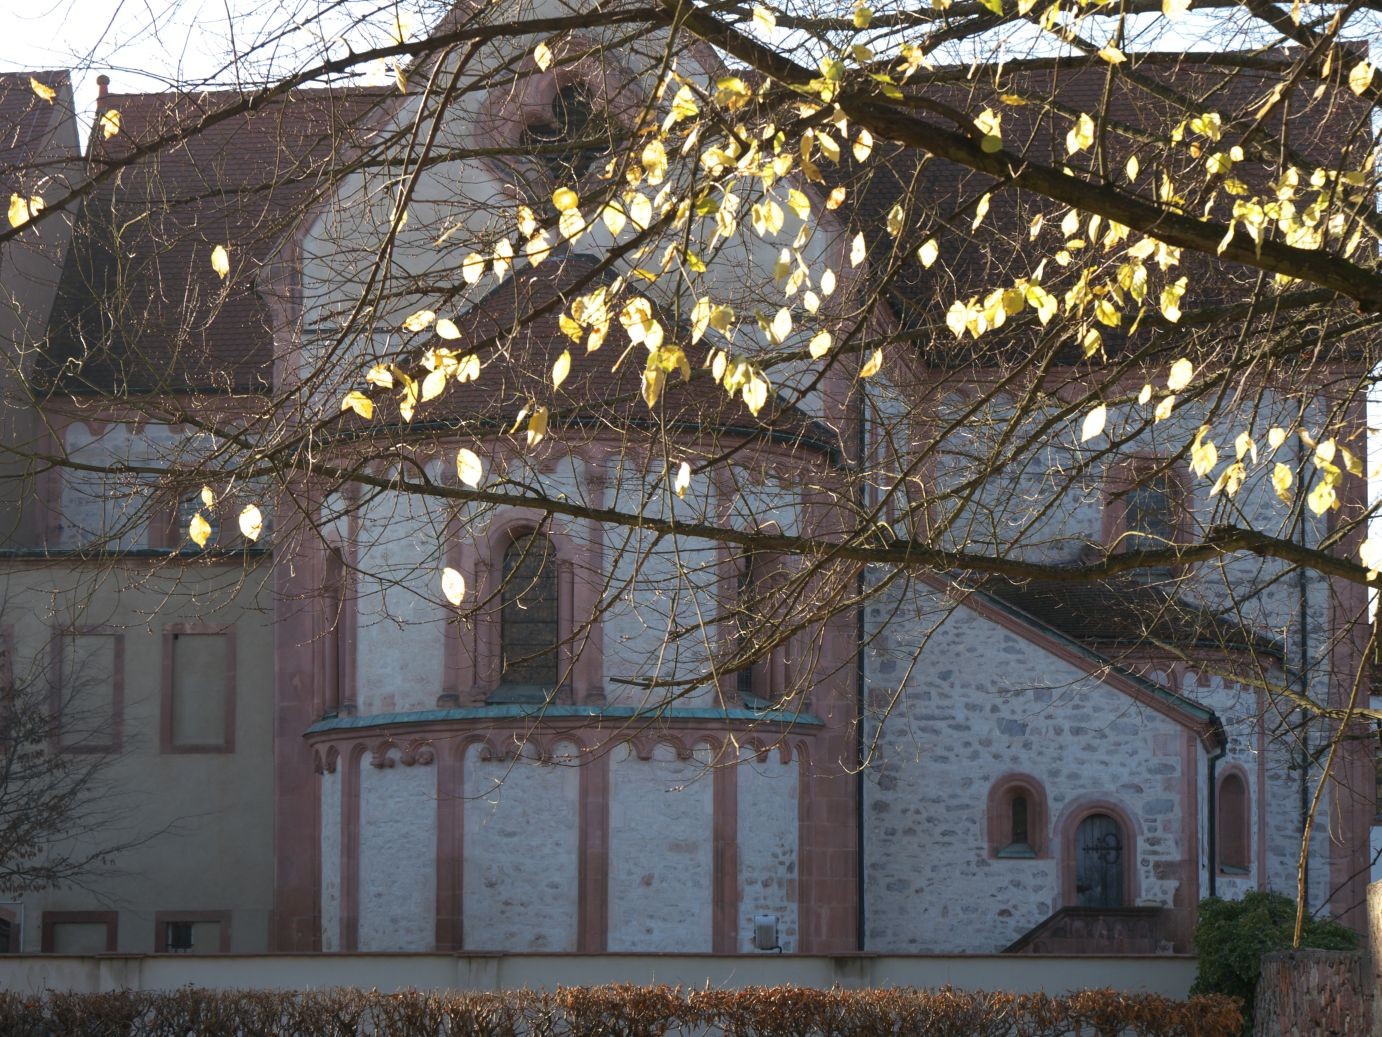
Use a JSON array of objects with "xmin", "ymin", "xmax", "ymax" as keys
[
  {"xmin": 1191, "ymin": 890, "xmax": 1357, "ymax": 1035},
  {"xmin": 0, "ymin": 984, "xmax": 1241, "ymax": 1037}
]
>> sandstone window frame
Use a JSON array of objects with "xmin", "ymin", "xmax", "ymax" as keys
[
  {"xmin": 40, "ymin": 910, "xmax": 117, "ymax": 953},
  {"xmin": 153, "ymin": 910, "xmax": 231, "ymax": 953},
  {"xmin": 159, "ymin": 622, "xmax": 236, "ymax": 754},
  {"xmin": 1216, "ymin": 766, "xmax": 1251, "ymax": 875},
  {"xmin": 48, "ymin": 626, "xmax": 124, "ymax": 754},
  {"xmin": 721, "ymin": 547, "xmax": 790, "ymax": 709},
  {"xmin": 986, "ymin": 773, "xmax": 1048, "ymax": 859},
  {"xmin": 487, "ymin": 525, "xmax": 568, "ymax": 705},
  {"xmin": 1102, "ymin": 456, "xmax": 1191, "ymax": 573}
]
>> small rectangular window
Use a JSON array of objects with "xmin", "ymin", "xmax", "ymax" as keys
[{"xmin": 156, "ymin": 913, "xmax": 227, "ymax": 953}]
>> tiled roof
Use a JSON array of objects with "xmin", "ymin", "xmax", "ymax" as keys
[
  {"xmin": 978, "ymin": 572, "xmax": 1284, "ymax": 660},
  {"xmin": 341, "ymin": 249, "xmax": 839, "ymax": 452},
  {"xmin": 0, "ymin": 70, "xmax": 71, "ymax": 195},
  {"xmin": 41, "ymin": 85, "xmax": 395, "ymax": 393}
]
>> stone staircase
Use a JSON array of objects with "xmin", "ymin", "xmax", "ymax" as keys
[{"xmin": 1002, "ymin": 906, "xmax": 1165, "ymax": 954}]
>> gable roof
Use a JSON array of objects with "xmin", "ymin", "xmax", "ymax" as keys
[
  {"xmin": 0, "ymin": 70, "xmax": 73, "ymax": 196},
  {"xmin": 40, "ymin": 84, "xmax": 394, "ymax": 394}
]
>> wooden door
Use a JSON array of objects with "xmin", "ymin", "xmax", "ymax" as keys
[{"xmin": 1075, "ymin": 813, "xmax": 1125, "ymax": 907}]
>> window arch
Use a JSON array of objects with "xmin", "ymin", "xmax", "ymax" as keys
[
  {"xmin": 725, "ymin": 549, "xmax": 787, "ymax": 708},
  {"xmin": 1217, "ymin": 769, "xmax": 1251, "ymax": 875},
  {"xmin": 518, "ymin": 82, "xmax": 607, "ymax": 186},
  {"xmin": 1104, "ymin": 459, "xmax": 1188, "ymax": 577},
  {"xmin": 495, "ymin": 530, "xmax": 560, "ymax": 701},
  {"xmin": 987, "ymin": 774, "xmax": 1048, "ymax": 859}
]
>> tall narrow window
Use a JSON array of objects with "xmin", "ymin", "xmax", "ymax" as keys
[
  {"xmin": 1217, "ymin": 772, "xmax": 1250, "ymax": 874},
  {"xmin": 1011, "ymin": 794, "xmax": 1029, "ymax": 846},
  {"xmin": 498, "ymin": 532, "xmax": 559, "ymax": 696},
  {"xmin": 322, "ymin": 547, "xmax": 349, "ymax": 717},
  {"xmin": 1123, "ymin": 475, "xmax": 1178, "ymax": 547}
]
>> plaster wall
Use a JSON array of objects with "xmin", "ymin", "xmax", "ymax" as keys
[
  {"xmin": 608, "ymin": 742, "xmax": 714, "ymax": 951},
  {"xmin": 736, "ymin": 750, "xmax": 799, "ymax": 952},
  {"xmin": 461, "ymin": 744, "xmax": 581, "ymax": 952},
  {"xmin": 357, "ymin": 756, "xmax": 437, "ymax": 951}
]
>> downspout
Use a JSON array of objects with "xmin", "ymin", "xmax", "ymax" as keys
[
  {"xmin": 1207, "ymin": 728, "xmax": 1227, "ymax": 898},
  {"xmin": 855, "ymin": 391, "xmax": 868, "ymax": 953}
]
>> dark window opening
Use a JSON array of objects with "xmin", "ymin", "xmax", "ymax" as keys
[
  {"xmin": 997, "ymin": 791, "xmax": 1036, "ymax": 858},
  {"xmin": 734, "ymin": 553, "xmax": 771, "ymax": 709},
  {"xmin": 1217, "ymin": 772, "xmax": 1250, "ymax": 874},
  {"xmin": 496, "ymin": 532, "xmax": 559, "ymax": 699},
  {"xmin": 520, "ymin": 84, "xmax": 605, "ymax": 184},
  {"xmin": 165, "ymin": 921, "xmax": 193, "ymax": 952}
]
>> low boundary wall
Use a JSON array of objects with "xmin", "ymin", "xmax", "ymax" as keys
[{"xmin": 0, "ymin": 953, "xmax": 1197, "ymax": 997}]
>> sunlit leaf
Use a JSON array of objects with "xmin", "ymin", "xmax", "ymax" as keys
[
  {"xmin": 461, "ymin": 253, "xmax": 485, "ymax": 285},
  {"xmin": 527, "ymin": 405, "xmax": 549, "ymax": 447},
  {"xmin": 552, "ymin": 349, "xmax": 572, "ymax": 390},
  {"xmin": 809, "ymin": 330, "xmax": 832, "ymax": 358},
  {"xmin": 1349, "ymin": 61, "xmax": 1375, "ymax": 96},
  {"xmin": 403, "ymin": 309, "xmax": 436, "ymax": 333},
  {"xmin": 211, "ymin": 244, "xmax": 230, "ymax": 279},
  {"xmin": 753, "ymin": 5, "xmax": 777, "ymax": 30},
  {"xmin": 442, "ymin": 567, "xmax": 466, "ymax": 605},
  {"xmin": 456, "ymin": 447, "xmax": 483, "ymax": 488},
  {"xmin": 1155, "ymin": 394, "xmax": 1176, "ymax": 421},
  {"xmin": 1210, "ymin": 462, "xmax": 1245, "ymax": 498},
  {"xmin": 1190, "ymin": 427, "xmax": 1218, "ymax": 478},
  {"xmin": 1097, "ymin": 45, "xmax": 1126, "ymax": 64},
  {"xmin": 1234, "ymin": 431, "xmax": 1257, "ymax": 463},
  {"xmin": 674, "ymin": 461, "xmax": 691, "ymax": 498},
  {"xmin": 553, "ymin": 187, "xmax": 579, "ymax": 212},
  {"xmin": 1138, "ymin": 383, "xmax": 1153, "ymax": 405},
  {"xmin": 769, "ymin": 307, "xmax": 793, "ymax": 344},
  {"xmin": 1360, "ymin": 537, "xmax": 1382, "ymax": 579},
  {"xmin": 860, "ymin": 349, "xmax": 883, "ymax": 378},
  {"xmin": 1080, "ymin": 404, "xmax": 1107, "ymax": 442},
  {"xmin": 435, "ymin": 318, "xmax": 460, "ymax": 340},
  {"xmin": 29, "ymin": 77, "xmax": 55, "ymax": 103},
  {"xmin": 1163, "ymin": 0, "xmax": 1191, "ymax": 16},
  {"xmin": 1066, "ymin": 113, "xmax": 1094, "ymax": 155},
  {"xmin": 199, "ymin": 485, "xmax": 215, "ymax": 508},
  {"xmin": 188, "ymin": 512, "xmax": 212, "ymax": 548},
  {"xmin": 852, "ymin": 129, "xmax": 873, "ymax": 162},
  {"xmin": 850, "ymin": 232, "xmax": 866, "ymax": 267},
  {"xmin": 99, "ymin": 109, "xmax": 120, "ymax": 139},
  {"xmin": 1160, "ymin": 277, "xmax": 1187, "ymax": 322},
  {"xmin": 341, "ymin": 391, "xmax": 374, "ymax": 420},
  {"xmin": 1166, "ymin": 358, "xmax": 1194, "ymax": 392},
  {"xmin": 421, "ymin": 367, "xmax": 446, "ymax": 403},
  {"xmin": 1272, "ymin": 462, "xmax": 1293, "ymax": 502},
  {"xmin": 743, "ymin": 375, "xmax": 769, "ymax": 415},
  {"xmin": 534, "ymin": 42, "xmax": 553, "ymax": 71},
  {"xmin": 238, "ymin": 504, "xmax": 263, "ymax": 541},
  {"xmin": 7, "ymin": 193, "xmax": 42, "ymax": 228},
  {"xmin": 918, "ymin": 238, "xmax": 939, "ymax": 269},
  {"xmin": 971, "ymin": 193, "xmax": 991, "ymax": 230}
]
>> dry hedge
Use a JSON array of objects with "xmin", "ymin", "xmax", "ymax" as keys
[{"xmin": 0, "ymin": 984, "xmax": 1243, "ymax": 1037}]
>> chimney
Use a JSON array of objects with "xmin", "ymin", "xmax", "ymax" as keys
[{"xmin": 96, "ymin": 75, "xmax": 109, "ymax": 100}]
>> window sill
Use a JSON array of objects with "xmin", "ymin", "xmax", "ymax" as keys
[{"xmin": 995, "ymin": 843, "xmax": 1038, "ymax": 860}]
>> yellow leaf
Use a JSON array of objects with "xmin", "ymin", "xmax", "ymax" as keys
[
  {"xmin": 918, "ymin": 238, "xmax": 939, "ymax": 268},
  {"xmin": 395, "ymin": 65, "xmax": 408, "ymax": 95},
  {"xmin": 200, "ymin": 485, "xmax": 215, "ymax": 508},
  {"xmin": 534, "ymin": 42, "xmax": 553, "ymax": 71},
  {"xmin": 1340, "ymin": 445, "xmax": 1364, "ymax": 476},
  {"xmin": 1138, "ymin": 383, "xmax": 1152, "ymax": 405},
  {"xmin": 238, "ymin": 504, "xmax": 263, "ymax": 541},
  {"xmin": 1155, "ymin": 394, "xmax": 1176, "ymax": 421},
  {"xmin": 1234, "ymin": 431, "xmax": 1257, "ymax": 463},
  {"xmin": 366, "ymin": 365, "xmax": 394, "ymax": 389},
  {"xmin": 769, "ymin": 307, "xmax": 793, "ymax": 344},
  {"xmin": 1190, "ymin": 427, "xmax": 1218, "ymax": 479},
  {"xmin": 601, "ymin": 202, "xmax": 627, "ymax": 236},
  {"xmin": 971, "ymin": 193, "xmax": 991, "ymax": 230},
  {"xmin": 860, "ymin": 349, "xmax": 883, "ymax": 378},
  {"xmin": 456, "ymin": 447, "xmax": 483, "ymax": 487},
  {"xmin": 1097, "ymin": 45, "xmax": 1126, "ymax": 64},
  {"xmin": 99, "ymin": 109, "xmax": 120, "ymax": 139},
  {"xmin": 850, "ymin": 232, "xmax": 866, "ymax": 266},
  {"xmin": 527, "ymin": 405, "xmax": 549, "ymax": 447},
  {"xmin": 753, "ymin": 5, "xmax": 777, "ymax": 30},
  {"xmin": 1267, "ymin": 427, "xmax": 1287, "ymax": 451},
  {"xmin": 1210, "ymin": 462, "xmax": 1245, "ymax": 498},
  {"xmin": 853, "ymin": 3, "xmax": 873, "ymax": 27},
  {"xmin": 852, "ymin": 129, "xmax": 873, "ymax": 162},
  {"xmin": 1307, "ymin": 479, "xmax": 1337, "ymax": 515},
  {"xmin": 1080, "ymin": 404, "xmax": 1107, "ymax": 443},
  {"xmin": 1166, "ymin": 357, "xmax": 1194, "ymax": 392},
  {"xmin": 674, "ymin": 461, "xmax": 691, "ymax": 498},
  {"xmin": 808, "ymin": 330, "xmax": 832, "ymax": 358},
  {"xmin": 29, "ymin": 77, "xmax": 55, "ymax": 103},
  {"xmin": 211, "ymin": 244, "xmax": 230, "ymax": 279},
  {"xmin": 1126, "ymin": 156, "xmax": 1140, "ymax": 182},
  {"xmin": 1271, "ymin": 462, "xmax": 1293, "ymax": 502},
  {"xmin": 1160, "ymin": 277, "xmax": 1187, "ymax": 322},
  {"xmin": 461, "ymin": 253, "xmax": 485, "ymax": 285},
  {"xmin": 189, "ymin": 512, "xmax": 212, "ymax": 548},
  {"xmin": 786, "ymin": 189, "xmax": 811, "ymax": 220},
  {"xmin": 826, "ymin": 186, "xmax": 847, "ymax": 210},
  {"xmin": 1349, "ymin": 61, "xmax": 1374, "ymax": 96},
  {"xmin": 642, "ymin": 139, "xmax": 668, "ymax": 185},
  {"xmin": 7, "ymin": 193, "xmax": 43, "ymax": 228},
  {"xmin": 743, "ymin": 375, "xmax": 769, "ymax": 415},
  {"xmin": 553, "ymin": 187, "xmax": 579, "ymax": 212},
  {"xmin": 1163, "ymin": 0, "xmax": 1191, "ymax": 16},
  {"xmin": 403, "ymin": 309, "xmax": 436, "ymax": 332},
  {"xmin": 1314, "ymin": 438, "xmax": 1336, "ymax": 466},
  {"xmin": 420, "ymin": 367, "xmax": 446, "ymax": 403},
  {"xmin": 552, "ymin": 349, "xmax": 572, "ymax": 390},
  {"xmin": 341, "ymin": 391, "xmax": 374, "ymax": 420},
  {"xmin": 441, "ymin": 567, "xmax": 466, "ymax": 606},
  {"xmin": 1360, "ymin": 537, "xmax": 1382, "ymax": 579},
  {"xmin": 436, "ymin": 318, "xmax": 460, "ymax": 340},
  {"xmin": 821, "ymin": 269, "xmax": 837, "ymax": 296},
  {"xmin": 886, "ymin": 203, "xmax": 905, "ymax": 237},
  {"xmin": 1066, "ymin": 113, "xmax": 1094, "ymax": 155}
]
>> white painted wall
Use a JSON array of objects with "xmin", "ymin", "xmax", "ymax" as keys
[
  {"xmin": 736, "ymin": 750, "xmax": 799, "ymax": 952},
  {"xmin": 357, "ymin": 756, "xmax": 438, "ymax": 951}
]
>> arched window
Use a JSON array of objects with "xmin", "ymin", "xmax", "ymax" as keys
[
  {"xmin": 321, "ymin": 546, "xmax": 352, "ymax": 717},
  {"xmin": 728, "ymin": 551, "xmax": 782, "ymax": 709},
  {"xmin": 1217, "ymin": 771, "xmax": 1250, "ymax": 874},
  {"xmin": 519, "ymin": 83, "xmax": 605, "ymax": 184},
  {"xmin": 1123, "ymin": 473, "xmax": 1179, "ymax": 549},
  {"xmin": 987, "ymin": 774, "xmax": 1048, "ymax": 859},
  {"xmin": 497, "ymin": 531, "xmax": 559, "ymax": 697}
]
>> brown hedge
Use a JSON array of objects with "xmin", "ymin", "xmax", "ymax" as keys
[{"xmin": 0, "ymin": 983, "xmax": 1243, "ymax": 1037}]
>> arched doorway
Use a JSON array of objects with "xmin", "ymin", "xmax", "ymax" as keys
[{"xmin": 1074, "ymin": 813, "xmax": 1126, "ymax": 907}]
